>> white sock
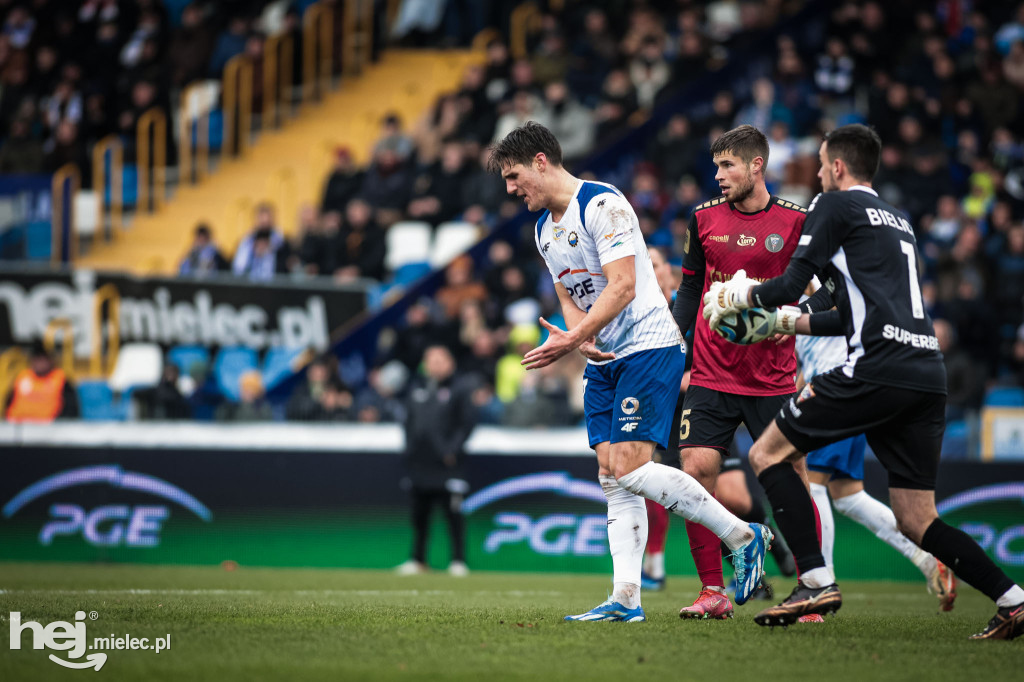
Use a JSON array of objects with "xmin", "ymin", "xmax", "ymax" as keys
[
  {"xmin": 833, "ymin": 491, "xmax": 935, "ymax": 575},
  {"xmin": 801, "ymin": 566, "xmax": 835, "ymax": 588},
  {"xmin": 996, "ymin": 585, "xmax": 1024, "ymax": 608},
  {"xmin": 600, "ymin": 475, "xmax": 645, "ymax": 608},
  {"xmin": 809, "ymin": 483, "xmax": 835, "ymax": 570},
  {"xmin": 616, "ymin": 462, "xmax": 751, "ymax": 550},
  {"xmin": 646, "ymin": 551, "xmax": 665, "ymax": 580}
]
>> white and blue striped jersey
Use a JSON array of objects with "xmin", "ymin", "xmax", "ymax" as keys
[
  {"xmin": 795, "ymin": 290, "xmax": 848, "ymax": 380},
  {"xmin": 534, "ymin": 180, "xmax": 682, "ymax": 364}
]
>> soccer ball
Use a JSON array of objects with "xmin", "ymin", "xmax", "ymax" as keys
[{"xmin": 714, "ymin": 308, "xmax": 775, "ymax": 345}]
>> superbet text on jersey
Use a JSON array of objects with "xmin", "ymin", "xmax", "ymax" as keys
[{"xmin": 683, "ymin": 196, "xmax": 807, "ymax": 395}]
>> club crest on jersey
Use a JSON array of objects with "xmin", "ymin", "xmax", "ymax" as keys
[
  {"xmin": 766, "ymin": 233, "xmax": 784, "ymax": 253},
  {"xmin": 568, "ymin": 231, "xmax": 579, "ymax": 247},
  {"xmin": 620, "ymin": 397, "xmax": 640, "ymax": 415},
  {"xmin": 737, "ymin": 234, "xmax": 756, "ymax": 247},
  {"xmin": 553, "ymin": 226, "xmax": 566, "ymax": 240}
]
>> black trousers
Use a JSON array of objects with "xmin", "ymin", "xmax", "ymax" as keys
[{"xmin": 410, "ymin": 487, "xmax": 465, "ymax": 564}]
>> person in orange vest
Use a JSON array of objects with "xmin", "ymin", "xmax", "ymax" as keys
[{"xmin": 4, "ymin": 342, "xmax": 79, "ymax": 422}]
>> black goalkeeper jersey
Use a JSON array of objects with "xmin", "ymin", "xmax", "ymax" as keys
[{"xmin": 752, "ymin": 186, "xmax": 947, "ymax": 395}]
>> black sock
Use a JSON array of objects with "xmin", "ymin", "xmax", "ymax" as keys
[
  {"xmin": 743, "ymin": 495, "xmax": 767, "ymax": 525},
  {"xmin": 758, "ymin": 462, "xmax": 825, "ymax": 573},
  {"xmin": 920, "ymin": 519, "xmax": 1015, "ymax": 602}
]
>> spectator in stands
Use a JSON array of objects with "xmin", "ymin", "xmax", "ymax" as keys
[
  {"xmin": 4, "ymin": 342, "xmax": 79, "ymax": 422},
  {"xmin": 531, "ymin": 29, "xmax": 569, "ymax": 86},
  {"xmin": 135, "ymin": 364, "xmax": 191, "ymax": 420},
  {"xmin": 208, "ymin": 15, "xmax": 248, "ymax": 77},
  {"xmin": 0, "ymin": 117, "xmax": 44, "ymax": 172},
  {"xmin": 287, "ymin": 356, "xmax": 332, "ymax": 421},
  {"xmin": 542, "ymin": 81, "xmax": 594, "ymax": 164},
  {"xmin": 492, "ymin": 89, "xmax": 550, "ymax": 143},
  {"xmin": 235, "ymin": 229, "xmax": 286, "ymax": 281},
  {"xmin": 629, "ymin": 35, "xmax": 671, "ymax": 111},
  {"xmin": 334, "ymin": 198, "xmax": 385, "ymax": 282},
  {"xmin": 179, "ymin": 223, "xmax": 228, "ymax": 277},
  {"xmin": 933, "ymin": 318, "xmax": 985, "ymax": 419},
  {"xmin": 389, "ymin": 299, "xmax": 456, "ymax": 372},
  {"xmin": 232, "ymin": 203, "xmax": 291, "ymax": 278},
  {"xmin": 435, "ymin": 255, "xmax": 487, "ymax": 320},
  {"xmin": 355, "ymin": 360, "xmax": 408, "ymax": 423},
  {"xmin": 43, "ymin": 120, "xmax": 89, "ymax": 181},
  {"xmin": 216, "ymin": 370, "xmax": 272, "ymax": 422},
  {"xmin": 734, "ymin": 77, "xmax": 793, "ymax": 139},
  {"xmin": 373, "ymin": 112, "xmax": 415, "ymax": 162},
  {"xmin": 396, "ymin": 344, "xmax": 475, "ymax": 577},
  {"xmin": 321, "ymin": 147, "xmax": 364, "ymax": 214},
  {"xmin": 459, "ymin": 146, "xmax": 507, "ymax": 223},
  {"xmin": 501, "ymin": 364, "xmax": 572, "ymax": 428},
  {"xmin": 168, "ymin": 3, "xmax": 215, "ymax": 88},
  {"xmin": 594, "ymin": 69, "xmax": 638, "ymax": 140},
  {"xmin": 407, "ymin": 140, "xmax": 469, "ymax": 225},
  {"xmin": 494, "ymin": 323, "xmax": 539, "ymax": 403},
  {"xmin": 297, "ymin": 208, "xmax": 338, "ymax": 277},
  {"xmin": 359, "ymin": 146, "xmax": 412, "ymax": 217}
]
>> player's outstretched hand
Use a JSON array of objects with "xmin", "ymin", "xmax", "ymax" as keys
[
  {"xmin": 578, "ymin": 337, "xmax": 616, "ymax": 363},
  {"xmin": 522, "ymin": 318, "xmax": 582, "ymax": 370},
  {"xmin": 702, "ymin": 269, "xmax": 756, "ymax": 328}
]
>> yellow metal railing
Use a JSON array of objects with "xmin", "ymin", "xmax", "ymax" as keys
[
  {"xmin": 51, "ymin": 163, "xmax": 80, "ymax": 265},
  {"xmin": 303, "ymin": 2, "xmax": 333, "ymax": 102},
  {"xmin": 137, "ymin": 107, "xmax": 167, "ymax": 212},
  {"xmin": 343, "ymin": 0, "xmax": 373, "ymax": 76},
  {"xmin": 224, "ymin": 196, "xmax": 254, "ymax": 245},
  {"xmin": 43, "ymin": 318, "xmax": 75, "ymax": 379},
  {"xmin": 90, "ymin": 283, "xmax": 121, "ymax": 377},
  {"xmin": 92, "ymin": 135, "xmax": 123, "ymax": 240},
  {"xmin": 266, "ymin": 168, "xmax": 297, "ymax": 233},
  {"xmin": 264, "ymin": 32, "xmax": 294, "ymax": 129},
  {"xmin": 223, "ymin": 55, "xmax": 254, "ymax": 157},
  {"xmin": 510, "ymin": 2, "xmax": 541, "ymax": 60},
  {"xmin": 0, "ymin": 347, "xmax": 27, "ymax": 410}
]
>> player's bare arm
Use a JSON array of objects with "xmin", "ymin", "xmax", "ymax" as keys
[
  {"xmin": 522, "ymin": 256, "xmax": 636, "ymax": 369},
  {"xmin": 551, "ymin": 282, "xmax": 615, "ymax": 363}
]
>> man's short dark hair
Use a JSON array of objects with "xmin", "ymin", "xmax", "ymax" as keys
[
  {"xmin": 709, "ymin": 124, "xmax": 769, "ymax": 166},
  {"xmin": 486, "ymin": 121, "xmax": 563, "ymax": 174},
  {"xmin": 823, "ymin": 124, "xmax": 882, "ymax": 181}
]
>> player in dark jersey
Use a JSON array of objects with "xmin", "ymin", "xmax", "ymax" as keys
[
  {"xmin": 704, "ymin": 124, "xmax": 1024, "ymax": 639},
  {"xmin": 671, "ymin": 125, "xmax": 803, "ymax": 619}
]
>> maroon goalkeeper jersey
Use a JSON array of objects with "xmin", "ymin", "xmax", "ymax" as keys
[{"xmin": 682, "ymin": 195, "xmax": 806, "ymax": 396}]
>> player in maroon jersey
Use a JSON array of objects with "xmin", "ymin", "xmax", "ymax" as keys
[{"xmin": 671, "ymin": 125, "xmax": 809, "ymax": 619}]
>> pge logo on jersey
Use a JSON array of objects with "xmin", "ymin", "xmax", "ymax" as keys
[{"xmin": 2, "ymin": 465, "xmax": 212, "ymax": 548}]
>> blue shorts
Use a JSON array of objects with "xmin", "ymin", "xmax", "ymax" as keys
[
  {"xmin": 583, "ymin": 344, "xmax": 686, "ymax": 450},
  {"xmin": 806, "ymin": 434, "xmax": 867, "ymax": 481}
]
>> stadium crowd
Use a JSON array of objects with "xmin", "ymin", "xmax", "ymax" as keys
[{"xmin": 2, "ymin": 1, "xmax": 1023, "ymax": 432}]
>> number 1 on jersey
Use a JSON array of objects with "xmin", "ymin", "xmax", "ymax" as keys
[{"xmin": 900, "ymin": 241, "xmax": 925, "ymax": 319}]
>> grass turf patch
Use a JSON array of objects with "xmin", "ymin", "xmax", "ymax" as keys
[{"xmin": 1, "ymin": 562, "xmax": 1021, "ymax": 681}]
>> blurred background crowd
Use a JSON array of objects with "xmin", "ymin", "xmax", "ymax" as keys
[{"xmin": 1, "ymin": 0, "xmax": 1023, "ymax": 445}]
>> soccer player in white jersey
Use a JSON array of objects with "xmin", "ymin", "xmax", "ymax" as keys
[
  {"xmin": 488, "ymin": 122, "xmax": 773, "ymax": 622},
  {"xmin": 796, "ymin": 283, "xmax": 957, "ymax": 611}
]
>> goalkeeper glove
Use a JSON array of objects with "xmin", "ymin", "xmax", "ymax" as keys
[{"xmin": 702, "ymin": 269, "xmax": 757, "ymax": 328}]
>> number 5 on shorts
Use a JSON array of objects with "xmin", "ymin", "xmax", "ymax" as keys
[{"xmin": 679, "ymin": 408, "xmax": 691, "ymax": 441}]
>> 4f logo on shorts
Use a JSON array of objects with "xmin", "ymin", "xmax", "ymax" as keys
[
  {"xmin": 621, "ymin": 423, "xmax": 639, "ymax": 432},
  {"xmin": 620, "ymin": 397, "xmax": 639, "ymax": 415}
]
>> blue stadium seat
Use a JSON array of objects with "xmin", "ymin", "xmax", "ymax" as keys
[
  {"xmin": 392, "ymin": 262, "xmax": 431, "ymax": 287},
  {"xmin": 941, "ymin": 419, "xmax": 970, "ymax": 459},
  {"xmin": 984, "ymin": 386, "xmax": 1024, "ymax": 407},
  {"xmin": 26, "ymin": 220, "xmax": 51, "ymax": 260},
  {"xmin": 262, "ymin": 346, "xmax": 305, "ymax": 392},
  {"xmin": 167, "ymin": 345, "xmax": 211, "ymax": 377},
  {"xmin": 77, "ymin": 381, "xmax": 130, "ymax": 421},
  {"xmin": 213, "ymin": 347, "xmax": 259, "ymax": 402}
]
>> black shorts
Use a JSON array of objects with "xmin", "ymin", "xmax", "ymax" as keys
[
  {"xmin": 776, "ymin": 369, "xmax": 946, "ymax": 490},
  {"xmin": 680, "ymin": 385, "xmax": 794, "ymax": 473}
]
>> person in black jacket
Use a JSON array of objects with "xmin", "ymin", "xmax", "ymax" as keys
[{"xmin": 395, "ymin": 344, "xmax": 477, "ymax": 576}]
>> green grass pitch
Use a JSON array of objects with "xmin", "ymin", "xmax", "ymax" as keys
[{"xmin": 1, "ymin": 562, "xmax": 1021, "ymax": 681}]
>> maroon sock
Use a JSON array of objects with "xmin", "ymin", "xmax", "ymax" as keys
[{"xmin": 645, "ymin": 497, "xmax": 669, "ymax": 554}]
